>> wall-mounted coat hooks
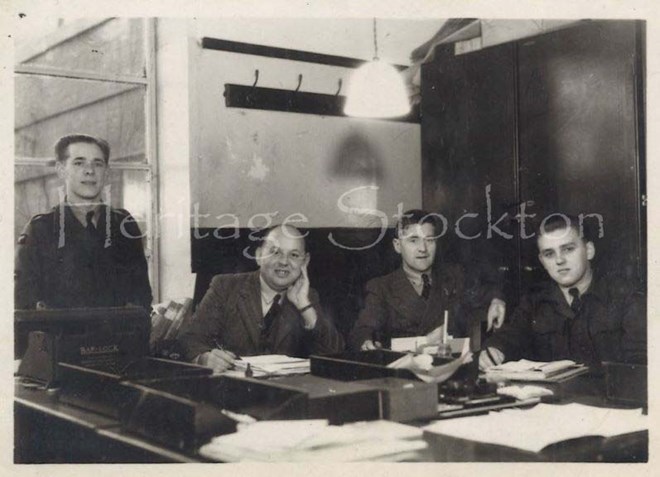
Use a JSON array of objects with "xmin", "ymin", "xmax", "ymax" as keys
[{"xmin": 205, "ymin": 36, "xmax": 419, "ymax": 122}]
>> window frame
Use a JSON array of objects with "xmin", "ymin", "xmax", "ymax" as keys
[{"xmin": 14, "ymin": 17, "xmax": 160, "ymax": 302}]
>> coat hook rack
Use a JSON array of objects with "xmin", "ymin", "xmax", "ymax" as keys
[
  {"xmin": 252, "ymin": 69, "xmax": 259, "ymax": 88},
  {"xmin": 207, "ymin": 36, "xmax": 417, "ymax": 122},
  {"xmin": 223, "ymin": 80, "xmax": 418, "ymax": 123}
]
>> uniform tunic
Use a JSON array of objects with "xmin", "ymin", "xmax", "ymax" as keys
[
  {"xmin": 15, "ymin": 203, "xmax": 152, "ymax": 310},
  {"xmin": 484, "ymin": 275, "xmax": 646, "ymax": 367}
]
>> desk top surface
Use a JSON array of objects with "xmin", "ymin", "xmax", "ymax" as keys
[{"xmin": 14, "ymin": 372, "xmax": 647, "ymax": 463}]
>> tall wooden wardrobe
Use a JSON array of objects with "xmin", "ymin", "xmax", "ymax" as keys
[{"xmin": 420, "ymin": 20, "xmax": 646, "ymax": 306}]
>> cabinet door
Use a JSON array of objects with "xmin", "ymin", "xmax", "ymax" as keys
[
  {"xmin": 421, "ymin": 43, "xmax": 519, "ymax": 303},
  {"xmin": 518, "ymin": 21, "xmax": 643, "ymax": 284}
]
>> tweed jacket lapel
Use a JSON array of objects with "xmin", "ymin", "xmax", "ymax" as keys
[{"xmin": 236, "ymin": 271, "xmax": 264, "ymax": 350}]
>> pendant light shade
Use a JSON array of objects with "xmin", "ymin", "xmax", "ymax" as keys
[{"xmin": 344, "ymin": 19, "xmax": 411, "ymax": 118}]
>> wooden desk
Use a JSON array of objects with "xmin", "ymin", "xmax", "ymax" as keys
[
  {"xmin": 15, "ymin": 382, "xmax": 202, "ymax": 463},
  {"xmin": 14, "ymin": 374, "xmax": 648, "ymax": 463}
]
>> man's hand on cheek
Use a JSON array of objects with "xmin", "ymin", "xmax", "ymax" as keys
[{"xmin": 286, "ymin": 263, "xmax": 311, "ymax": 310}]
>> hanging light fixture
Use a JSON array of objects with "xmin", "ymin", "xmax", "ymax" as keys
[{"xmin": 344, "ymin": 18, "xmax": 411, "ymax": 118}]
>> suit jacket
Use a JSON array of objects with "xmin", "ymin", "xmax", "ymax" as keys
[
  {"xmin": 483, "ymin": 274, "xmax": 646, "ymax": 367},
  {"xmin": 348, "ymin": 264, "xmax": 500, "ymax": 350},
  {"xmin": 177, "ymin": 271, "xmax": 344, "ymax": 360}
]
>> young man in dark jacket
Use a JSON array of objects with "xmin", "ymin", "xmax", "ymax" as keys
[
  {"xmin": 480, "ymin": 214, "xmax": 646, "ymax": 370},
  {"xmin": 14, "ymin": 134, "xmax": 152, "ymax": 310}
]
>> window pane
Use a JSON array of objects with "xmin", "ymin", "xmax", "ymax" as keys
[
  {"xmin": 15, "ymin": 74, "xmax": 146, "ymax": 163},
  {"xmin": 15, "ymin": 18, "xmax": 145, "ymax": 78}
]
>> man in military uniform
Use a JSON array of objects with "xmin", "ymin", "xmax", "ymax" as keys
[
  {"xmin": 479, "ymin": 214, "xmax": 646, "ymax": 370},
  {"xmin": 14, "ymin": 134, "xmax": 152, "ymax": 310}
]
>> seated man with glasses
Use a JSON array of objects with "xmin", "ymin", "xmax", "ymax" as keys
[
  {"xmin": 177, "ymin": 224, "xmax": 344, "ymax": 372},
  {"xmin": 349, "ymin": 209, "xmax": 506, "ymax": 351}
]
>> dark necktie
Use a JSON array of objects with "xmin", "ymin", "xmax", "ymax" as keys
[
  {"xmin": 262, "ymin": 294, "xmax": 282, "ymax": 334},
  {"xmin": 421, "ymin": 273, "xmax": 431, "ymax": 300},
  {"xmin": 85, "ymin": 211, "xmax": 96, "ymax": 234},
  {"xmin": 569, "ymin": 287, "xmax": 581, "ymax": 314}
]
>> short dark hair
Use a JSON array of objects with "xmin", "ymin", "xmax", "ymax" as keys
[
  {"xmin": 536, "ymin": 213, "xmax": 592, "ymax": 242},
  {"xmin": 395, "ymin": 209, "xmax": 439, "ymax": 238},
  {"xmin": 54, "ymin": 134, "xmax": 110, "ymax": 164}
]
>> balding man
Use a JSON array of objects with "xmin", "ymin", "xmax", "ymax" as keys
[{"xmin": 177, "ymin": 225, "xmax": 344, "ymax": 372}]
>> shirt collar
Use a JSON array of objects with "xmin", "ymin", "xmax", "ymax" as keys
[
  {"xmin": 64, "ymin": 198, "xmax": 104, "ymax": 227},
  {"xmin": 259, "ymin": 275, "xmax": 282, "ymax": 305},
  {"xmin": 557, "ymin": 268, "xmax": 593, "ymax": 304},
  {"xmin": 402, "ymin": 265, "xmax": 432, "ymax": 286}
]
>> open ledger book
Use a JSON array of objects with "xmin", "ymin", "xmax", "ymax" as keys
[
  {"xmin": 424, "ymin": 402, "xmax": 647, "ymax": 454},
  {"xmin": 485, "ymin": 359, "xmax": 588, "ymax": 382}
]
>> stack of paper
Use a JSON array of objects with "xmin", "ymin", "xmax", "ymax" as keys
[
  {"xmin": 423, "ymin": 403, "xmax": 648, "ymax": 453},
  {"xmin": 391, "ymin": 336, "xmax": 469, "ymax": 355},
  {"xmin": 199, "ymin": 419, "xmax": 427, "ymax": 462},
  {"xmin": 485, "ymin": 359, "xmax": 587, "ymax": 382},
  {"xmin": 232, "ymin": 355, "xmax": 310, "ymax": 377}
]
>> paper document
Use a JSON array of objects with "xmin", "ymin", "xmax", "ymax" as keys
[
  {"xmin": 387, "ymin": 351, "xmax": 473, "ymax": 383},
  {"xmin": 423, "ymin": 403, "xmax": 648, "ymax": 453},
  {"xmin": 496, "ymin": 385, "xmax": 554, "ymax": 400},
  {"xmin": 232, "ymin": 354, "xmax": 310, "ymax": 377},
  {"xmin": 391, "ymin": 336, "xmax": 469, "ymax": 355},
  {"xmin": 486, "ymin": 359, "xmax": 587, "ymax": 381},
  {"xmin": 199, "ymin": 419, "xmax": 427, "ymax": 462}
]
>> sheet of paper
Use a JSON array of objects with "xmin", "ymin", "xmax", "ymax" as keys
[
  {"xmin": 423, "ymin": 403, "xmax": 648, "ymax": 453},
  {"xmin": 199, "ymin": 419, "xmax": 427, "ymax": 462},
  {"xmin": 391, "ymin": 336, "xmax": 428, "ymax": 352},
  {"xmin": 391, "ymin": 336, "xmax": 467, "ymax": 355},
  {"xmin": 490, "ymin": 359, "xmax": 576, "ymax": 373},
  {"xmin": 232, "ymin": 354, "xmax": 310, "ymax": 376}
]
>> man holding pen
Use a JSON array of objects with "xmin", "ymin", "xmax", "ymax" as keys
[
  {"xmin": 479, "ymin": 214, "xmax": 646, "ymax": 371},
  {"xmin": 177, "ymin": 225, "xmax": 344, "ymax": 372}
]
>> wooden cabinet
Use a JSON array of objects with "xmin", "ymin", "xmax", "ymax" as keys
[
  {"xmin": 421, "ymin": 20, "xmax": 645, "ymax": 304},
  {"xmin": 422, "ymin": 39, "xmax": 519, "ymax": 303}
]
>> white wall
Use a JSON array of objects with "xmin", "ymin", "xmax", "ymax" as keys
[
  {"xmin": 191, "ymin": 45, "xmax": 422, "ymax": 229},
  {"xmin": 156, "ymin": 19, "xmax": 196, "ymax": 301},
  {"xmin": 156, "ymin": 18, "xmax": 428, "ymax": 301}
]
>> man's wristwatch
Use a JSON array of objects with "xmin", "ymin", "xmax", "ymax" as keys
[{"xmin": 298, "ymin": 303, "xmax": 313, "ymax": 313}]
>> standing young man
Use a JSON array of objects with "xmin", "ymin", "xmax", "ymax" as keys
[
  {"xmin": 480, "ymin": 214, "xmax": 646, "ymax": 370},
  {"xmin": 14, "ymin": 134, "xmax": 152, "ymax": 310},
  {"xmin": 349, "ymin": 209, "xmax": 506, "ymax": 350}
]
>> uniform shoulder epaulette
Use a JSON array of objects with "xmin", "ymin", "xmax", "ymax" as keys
[
  {"xmin": 18, "ymin": 211, "xmax": 53, "ymax": 244},
  {"xmin": 27, "ymin": 211, "xmax": 53, "ymax": 224},
  {"xmin": 111, "ymin": 207, "xmax": 132, "ymax": 217}
]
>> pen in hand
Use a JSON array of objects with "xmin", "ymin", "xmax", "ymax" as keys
[
  {"xmin": 213, "ymin": 339, "xmax": 239, "ymax": 358},
  {"xmin": 204, "ymin": 339, "xmax": 238, "ymax": 373}
]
